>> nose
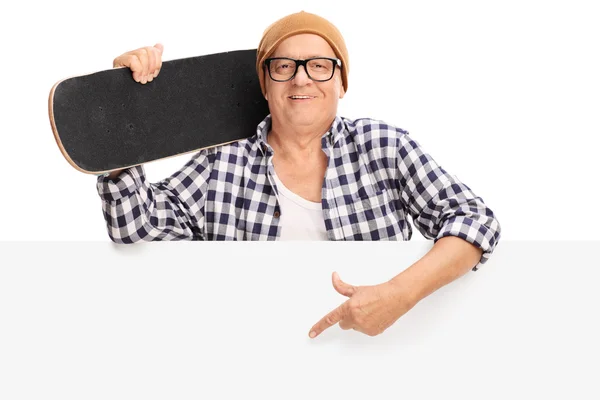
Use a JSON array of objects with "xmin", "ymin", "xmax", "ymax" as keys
[{"xmin": 292, "ymin": 64, "xmax": 311, "ymax": 86}]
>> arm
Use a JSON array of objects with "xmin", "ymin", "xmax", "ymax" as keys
[
  {"xmin": 308, "ymin": 235, "xmax": 486, "ymax": 338},
  {"xmin": 95, "ymin": 42, "xmax": 193, "ymax": 242},
  {"xmin": 389, "ymin": 235, "xmax": 483, "ymax": 304},
  {"xmin": 308, "ymin": 135, "xmax": 501, "ymax": 338},
  {"xmin": 396, "ymin": 132, "xmax": 502, "ymax": 271},
  {"xmin": 307, "ymin": 133, "xmax": 502, "ymax": 338},
  {"xmin": 96, "ymin": 151, "xmax": 214, "ymax": 243}
]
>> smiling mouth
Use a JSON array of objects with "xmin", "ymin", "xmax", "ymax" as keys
[{"xmin": 288, "ymin": 95, "xmax": 315, "ymax": 100}]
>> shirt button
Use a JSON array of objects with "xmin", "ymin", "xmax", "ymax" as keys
[{"xmin": 274, "ymin": 211, "xmax": 280, "ymax": 218}]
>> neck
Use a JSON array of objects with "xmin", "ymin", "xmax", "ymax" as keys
[{"xmin": 267, "ymin": 115, "xmax": 334, "ymax": 159}]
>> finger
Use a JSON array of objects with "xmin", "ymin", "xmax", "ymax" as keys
[
  {"xmin": 332, "ymin": 272, "xmax": 357, "ymax": 297},
  {"xmin": 112, "ymin": 56, "xmax": 124, "ymax": 69},
  {"xmin": 338, "ymin": 317, "xmax": 354, "ymax": 331},
  {"xmin": 122, "ymin": 54, "xmax": 143, "ymax": 82},
  {"xmin": 309, "ymin": 302, "xmax": 347, "ymax": 338},
  {"xmin": 352, "ymin": 325, "xmax": 374, "ymax": 336},
  {"xmin": 151, "ymin": 43, "xmax": 163, "ymax": 78},
  {"xmin": 153, "ymin": 43, "xmax": 163, "ymax": 77},
  {"xmin": 138, "ymin": 48, "xmax": 149, "ymax": 84},
  {"xmin": 145, "ymin": 46, "xmax": 156, "ymax": 82},
  {"xmin": 113, "ymin": 52, "xmax": 135, "ymax": 69}
]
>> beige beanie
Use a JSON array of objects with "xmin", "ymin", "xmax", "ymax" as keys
[{"xmin": 256, "ymin": 11, "xmax": 349, "ymax": 96}]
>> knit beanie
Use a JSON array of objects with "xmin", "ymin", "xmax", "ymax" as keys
[{"xmin": 256, "ymin": 11, "xmax": 349, "ymax": 96}]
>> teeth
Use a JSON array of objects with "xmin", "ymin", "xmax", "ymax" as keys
[{"xmin": 291, "ymin": 95, "xmax": 311, "ymax": 99}]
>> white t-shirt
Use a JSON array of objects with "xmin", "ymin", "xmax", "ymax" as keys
[{"xmin": 272, "ymin": 172, "xmax": 328, "ymax": 240}]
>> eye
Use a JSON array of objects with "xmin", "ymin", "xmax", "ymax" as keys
[
  {"xmin": 272, "ymin": 60, "xmax": 295, "ymax": 72},
  {"xmin": 308, "ymin": 59, "xmax": 332, "ymax": 71}
]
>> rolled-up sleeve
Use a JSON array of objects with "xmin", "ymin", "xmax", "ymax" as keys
[
  {"xmin": 96, "ymin": 150, "xmax": 214, "ymax": 243},
  {"xmin": 396, "ymin": 133, "xmax": 501, "ymax": 270}
]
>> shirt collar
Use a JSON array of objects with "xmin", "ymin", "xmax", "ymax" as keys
[
  {"xmin": 327, "ymin": 115, "xmax": 346, "ymax": 146},
  {"xmin": 255, "ymin": 114, "xmax": 346, "ymax": 155},
  {"xmin": 255, "ymin": 115, "xmax": 272, "ymax": 156}
]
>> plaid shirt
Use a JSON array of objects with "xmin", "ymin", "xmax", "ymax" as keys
[{"xmin": 96, "ymin": 114, "xmax": 501, "ymax": 270}]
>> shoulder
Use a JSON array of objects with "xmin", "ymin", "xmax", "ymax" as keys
[
  {"xmin": 177, "ymin": 114, "xmax": 271, "ymax": 177},
  {"xmin": 339, "ymin": 115, "xmax": 410, "ymax": 151},
  {"xmin": 192, "ymin": 114, "xmax": 269, "ymax": 164},
  {"xmin": 185, "ymin": 134, "xmax": 262, "ymax": 169}
]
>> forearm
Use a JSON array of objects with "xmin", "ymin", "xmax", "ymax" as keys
[
  {"xmin": 390, "ymin": 236, "xmax": 483, "ymax": 304},
  {"xmin": 101, "ymin": 191, "xmax": 195, "ymax": 243},
  {"xmin": 97, "ymin": 166, "xmax": 198, "ymax": 242}
]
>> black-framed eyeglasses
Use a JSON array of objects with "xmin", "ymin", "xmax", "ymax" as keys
[{"xmin": 264, "ymin": 57, "xmax": 342, "ymax": 82}]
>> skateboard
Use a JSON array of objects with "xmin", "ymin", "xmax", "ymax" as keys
[{"xmin": 48, "ymin": 49, "xmax": 270, "ymax": 174}]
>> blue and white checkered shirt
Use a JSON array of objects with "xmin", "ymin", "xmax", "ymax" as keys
[{"xmin": 96, "ymin": 114, "xmax": 501, "ymax": 270}]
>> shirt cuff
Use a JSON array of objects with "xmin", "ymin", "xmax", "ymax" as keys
[
  {"xmin": 96, "ymin": 165, "xmax": 146, "ymax": 202},
  {"xmin": 435, "ymin": 214, "xmax": 502, "ymax": 271}
]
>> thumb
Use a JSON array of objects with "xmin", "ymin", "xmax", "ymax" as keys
[
  {"xmin": 154, "ymin": 43, "xmax": 164, "ymax": 54},
  {"xmin": 332, "ymin": 272, "xmax": 357, "ymax": 297}
]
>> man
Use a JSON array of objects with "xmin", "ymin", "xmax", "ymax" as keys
[{"xmin": 97, "ymin": 11, "xmax": 502, "ymax": 338}]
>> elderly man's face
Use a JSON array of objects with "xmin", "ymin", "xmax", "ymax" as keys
[{"xmin": 264, "ymin": 33, "xmax": 345, "ymax": 130}]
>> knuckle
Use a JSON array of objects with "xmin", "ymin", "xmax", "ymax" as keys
[
  {"xmin": 137, "ymin": 49, "xmax": 148, "ymax": 62},
  {"xmin": 348, "ymin": 302, "xmax": 361, "ymax": 315},
  {"xmin": 128, "ymin": 55, "xmax": 140, "ymax": 68}
]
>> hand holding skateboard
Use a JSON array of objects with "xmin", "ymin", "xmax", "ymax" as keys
[{"xmin": 113, "ymin": 43, "xmax": 164, "ymax": 85}]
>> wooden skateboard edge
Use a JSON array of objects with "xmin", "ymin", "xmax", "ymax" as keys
[
  {"xmin": 48, "ymin": 75, "xmax": 94, "ymax": 174},
  {"xmin": 48, "ymin": 66, "xmax": 146, "ymax": 175}
]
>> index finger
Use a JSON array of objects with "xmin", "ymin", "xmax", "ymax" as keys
[{"xmin": 309, "ymin": 301, "xmax": 348, "ymax": 338}]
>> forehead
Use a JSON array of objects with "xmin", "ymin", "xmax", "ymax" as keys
[{"xmin": 271, "ymin": 33, "xmax": 336, "ymax": 58}]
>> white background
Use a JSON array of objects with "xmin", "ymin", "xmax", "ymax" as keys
[{"xmin": 1, "ymin": 0, "xmax": 598, "ymax": 241}]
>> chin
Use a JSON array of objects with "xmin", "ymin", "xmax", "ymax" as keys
[
  {"xmin": 286, "ymin": 111, "xmax": 324, "ymax": 126},
  {"xmin": 291, "ymin": 116, "xmax": 317, "ymax": 126}
]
